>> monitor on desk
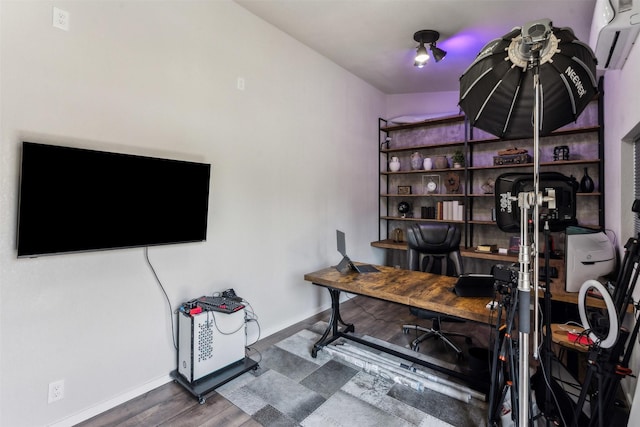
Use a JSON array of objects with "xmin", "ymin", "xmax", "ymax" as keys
[{"xmin": 335, "ymin": 230, "xmax": 379, "ymax": 273}]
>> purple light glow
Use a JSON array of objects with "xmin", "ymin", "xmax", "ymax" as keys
[{"xmin": 439, "ymin": 29, "xmax": 511, "ymax": 68}]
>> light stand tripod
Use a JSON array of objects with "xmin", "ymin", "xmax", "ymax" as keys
[
  {"xmin": 515, "ymin": 54, "xmax": 545, "ymax": 426},
  {"xmin": 509, "ymin": 38, "xmax": 581, "ymax": 426},
  {"xmin": 488, "ymin": 263, "xmax": 521, "ymax": 425},
  {"xmin": 487, "ymin": 51, "xmax": 548, "ymax": 426},
  {"xmin": 570, "ymin": 204, "xmax": 640, "ymax": 426},
  {"xmin": 460, "ymin": 18, "xmax": 599, "ymax": 426}
]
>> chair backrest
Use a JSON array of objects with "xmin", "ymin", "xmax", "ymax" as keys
[{"xmin": 406, "ymin": 223, "xmax": 463, "ymax": 277}]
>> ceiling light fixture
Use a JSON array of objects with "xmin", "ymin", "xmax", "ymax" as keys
[{"xmin": 413, "ymin": 30, "xmax": 447, "ymax": 67}]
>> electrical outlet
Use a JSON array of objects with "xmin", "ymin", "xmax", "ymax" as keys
[
  {"xmin": 52, "ymin": 7, "xmax": 69, "ymax": 31},
  {"xmin": 48, "ymin": 380, "xmax": 64, "ymax": 403},
  {"xmin": 237, "ymin": 77, "xmax": 245, "ymax": 91}
]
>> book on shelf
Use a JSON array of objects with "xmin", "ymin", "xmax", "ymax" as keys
[
  {"xmin": 476, "ymin": 244, "xmax": 498, "ymax": 253},
  {"xmin": 439, "ymin": 200, "xmax": 464, "ymax": 221},
  {"xmin": 454, "ymin": 202, "xmax": 464, "ymax": 221},
  {"xmin": 445, "ymin": 200, "xmax": 454, "ymax": 220}
]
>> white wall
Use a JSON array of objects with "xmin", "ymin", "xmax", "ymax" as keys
[
  {"xmin": 602, "ymin": 32, "xmax": 640, "ymax": 425},
  {"xmin": 385, "ymin": 90, "xmax": 460, "ymax": 119},
  {"xmin": 0, "ymin": 1, "xmax": 385, "ymax": 426}
]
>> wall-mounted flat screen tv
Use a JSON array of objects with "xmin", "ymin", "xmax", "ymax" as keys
[{"xmin": 17, "ymin": 142, "xmax": 211, "ymax": 257}]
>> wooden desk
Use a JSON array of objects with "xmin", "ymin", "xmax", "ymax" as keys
[
  {"xmin": 304, "ymin": 265, "xmax": 496, "ymax": 324},
  {"xmin": 373, "ymin": 242, "xmax": 613, "ymax": 309},
  {"xmin": 303, "ymin": 265, "xmax": 497, "ymax": 392},
  {"xmin": 548, "ymin": 323, "xmax": 590, "ymax": 353}
]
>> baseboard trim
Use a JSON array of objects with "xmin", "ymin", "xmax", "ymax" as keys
[
  {"xmin": 49, "ymin": 374, "xmax": 173, "ymax": 427},
  {"xmin": 49, "ymin": 302, "xmax": 334, "ymax": 426}
]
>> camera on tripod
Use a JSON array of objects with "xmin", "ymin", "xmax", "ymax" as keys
[{"xmin": 492, "ymin": 263, "xmax": 519, "ymax": 292}]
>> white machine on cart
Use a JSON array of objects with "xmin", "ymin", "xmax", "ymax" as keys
[
  {"xmin": 171, "ymin": 293, "xmax": 258, "ymax": 403},
  {"xmin": 178, "ymin": 306, "xmax": 246, "ymax": 383}
]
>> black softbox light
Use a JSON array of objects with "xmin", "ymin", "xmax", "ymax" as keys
[{"xmin": 495, "ymin": 172, "xmax": 578, "ymax": 232}]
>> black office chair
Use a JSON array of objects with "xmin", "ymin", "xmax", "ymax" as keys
[{"xmin": 402, "ymin": 223, "xmax": 471, "ymax": 358}]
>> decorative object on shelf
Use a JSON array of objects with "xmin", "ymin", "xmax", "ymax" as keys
[
  {"xmin": 580, "ymin": 167, "xmax": 595, "ymax": 193},
  {"xmin": 422, "ymin": 175, "xmax": 440, "ymax": 194},
  {"xmin": 444, "ymin": 171, "xmax": 461, "ymax": 194},
  {"xmin": 433, "ymin": 155, "xmax": 448, "ymax": 169},
  {"xmin": 481, "ymin": 178, "xmax": 495, "ymax": 194},
  {"xmin": 392, "ymin": 228, "xmax": 404, "ymax": 242},
  {"xmin": 493, "ymin": 147, "xmax": 531, "ymax": 165},
  {"xmin": 381, "ymin": 136, "xmax": 391, "ymax": 149},
  {"xmin": 389, "ymin": 156, "xmax": 401, "ymax": 172},
  {"xmin": 410, "ymin": 151, "xmax": 424, "ymax": 170},
  {"xmin": 476, "ymin": 244, "xmax": 498, "ymax": 253},
  {"xmin": 452, "ymin": 150, "xmax": 465, "ymax": 168},
  {"xmin": 508, "ymin": 236, "xmax": 521, "ymax": 254},
  {"xmin": 397, "ymin": 201, "xmax": 411, "ymax": 218},
  {"xmin": 421, "ymin": 206, "xmax": 436, "ymax": 219},
  {"xmin": 423, "ymin": 157, "xmax": 433, "ymax": 170},
  {"xmin": 398, "ymin": 185, "xmax": 412, "ymax": 195},
  {"xmin": 553, "ymin": 145, "xmax": 570, "ymax": 161}
]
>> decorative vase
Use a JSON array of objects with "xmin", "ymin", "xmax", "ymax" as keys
[
  {"xmin": 434, "ymin": 156, "xmax": 448, "ymax": 169},
  {"xmin": 580, "ymin": 167, "xmax": 595, "ymax": 193},
  {"xmin": 389, "ymin": 156, "xmax": 401, "ymax": 172},
  {"xmin": 423, "ymin": 157, "xmax": 433, "ymax": 170},
  {"xmin": 410, "ymin": 152, "xmax": 424, "ymax": 170}
]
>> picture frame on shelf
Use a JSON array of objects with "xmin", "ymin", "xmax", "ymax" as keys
[
  {"xmin": 508, "ymin": 236, "xmax": 521, "ymax": 254},
  {"xmin": 398, "ymin": 185, "xmax": 412, "ymax": 195},
  {"xmin": 422, "ymin": 175, "xmax": 440, "ymax": 194}
]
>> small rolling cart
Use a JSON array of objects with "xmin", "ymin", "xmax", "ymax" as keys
[{"xmin": 170, "ymin": 294, "xmax": 259, "ymax": 404}]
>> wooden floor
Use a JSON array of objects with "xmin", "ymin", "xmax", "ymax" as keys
[{"xmin": 77, "ymin": 296, "xmax": 492, "ymax": 427}]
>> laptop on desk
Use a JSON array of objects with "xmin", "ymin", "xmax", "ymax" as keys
[
  {"xmin": 336, "ymin": 230, "xmax": 379, "ymax": 273},
  {"xmin": 454, "ymin": 274, "xmax": 495, "ymax": 297}
]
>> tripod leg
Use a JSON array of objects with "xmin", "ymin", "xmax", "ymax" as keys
[
  {"xmin": 572, "ymin": 354, "xmax": 596, "ymax": 427},
  {"xmin": 489, "ymin": 321, "xmax": 507, "ymax": 424},
  {"xmin": 509, "ymin": 336, "xmax": 519, "ymax": 425},
  {"xmin": 597, "ymin": 372, "xmax": 604, "ymax": 427}
]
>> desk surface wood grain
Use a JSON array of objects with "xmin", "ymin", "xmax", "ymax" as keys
[{"xmin": 304, "ymin": 266, "xmax": 496, "ymax": 324}]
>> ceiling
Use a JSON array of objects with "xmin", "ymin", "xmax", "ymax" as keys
[{"xmin": 235, "ymin": 0, "xmax": 598, "ymax": 94}]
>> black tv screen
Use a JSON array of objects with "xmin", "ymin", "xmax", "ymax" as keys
[{"xmin": 17, "ymin": 142, "xmax": 211, "ymax": 257}]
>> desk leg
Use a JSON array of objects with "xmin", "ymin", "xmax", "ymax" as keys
[{"xmin": 312, "ymin": 288, "xmax": 355, "ymax": 357}]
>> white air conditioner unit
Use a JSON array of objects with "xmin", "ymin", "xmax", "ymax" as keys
[{"xmin": 590, "ymin": 0, "xmax": 640, "ymax": 69}]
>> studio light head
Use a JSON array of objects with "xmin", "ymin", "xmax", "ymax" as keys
[{"xmin": 494, "ymin": 172, "xmax": 578, "ymax": 232}]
